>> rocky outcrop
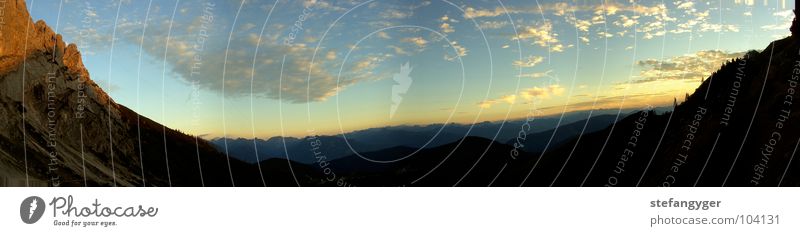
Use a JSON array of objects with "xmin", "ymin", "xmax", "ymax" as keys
[{"xmin": 0, "ymin": 0, "xmax": 295, "ymax": 186}]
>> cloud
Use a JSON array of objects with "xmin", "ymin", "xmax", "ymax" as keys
[
  {"xmin": 463, "ymin": 7, "xmax": 508, "ymax": 19},
  {"xmin": 388, "ymin": 45, "xmax": 411, "ymax": 56},
  {"xmin": 240, "ymin": 23, "xmax": 257, "ymax": 31},
  {"xmin": 463, "ymin": 2, "xmax": 671, "ymax": 19},
  {"xmin": 479, "ymin": 84, "xmax": 565, "ymax": 108},
  {"xmin": 443, "ymin": 41, "xmax": 467, "ymax": 61},
  {"xmin": 477, "ymin": 20, "xmax": 508, "ymax": 30},
  {"xmin": 668, "ymin": 2, "xmax": 738, "ymax": 34},
  {"xmin": 520, "ymin": 85, "xmax": 565, "ymax": 100},
  {"xmin": 325, "ymin": 50, "xmax": 337, "ymax": 60},
  {"xmin": 518, "ymin": 70, "xmax": 553, "ymax": 79},
  {"xmin": 634, "ymin": 50, "xmax": 746, "ymax": 83},
  {"xmin": 760, "ymin": 10, "xmax": 794, "ymax": 32},
  {"xmin": 108, "ymin": 2, "xmax": 387, "ymax": 104},
  {"xmin": 512, "ymin": 21, "xmax": 564, "ymax": 52},
  {"xmin": 439, "ymin": 15, "xmax": 458, "ymax": 34},
  {"xmin": 468, "ymin": 1, "xmax": 735, "ymax": 43},
  {"xmin": 478, "ymin": 94, "xmax": 516, "ymax": 108},
  {"xmin": 676, "ymin": 1, "xmax": 694, "ymax": 10},
  {"xmin": 60, "ymin": 1, "xmax": 111, "ymax": 56},
  {"xmin": 512, "ymin": 55, "xmax": 544, "ymax": 68},
  {"xmin": 440, "ymin": 22, "xmax": 455, "ymax": 33},
  {"xmin": 402, "ymin": 37, "xmax": 428, "ymax": 48},
  {"xmin": 614, "ymin": 15, "xmax": 638, "ymax": 28},
  {"xmin": 376, "ymin": 31, "xmax": 391, "ymax": 39},
  {"xmin": 379, "ymin": 8, "xmax": 411, "ymax": 19}
]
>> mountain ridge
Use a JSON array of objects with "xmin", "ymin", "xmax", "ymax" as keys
[{"xmin": 0, "ymin": 0, "xmax": 308, "ymax": 186}]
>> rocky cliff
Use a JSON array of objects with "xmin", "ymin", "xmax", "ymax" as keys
[{"xmin": 0, "ymin": 0, "xmax": 304, "ymax": 186}]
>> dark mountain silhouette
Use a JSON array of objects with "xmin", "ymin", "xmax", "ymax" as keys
[
  {"xmin": 210, "ymin": 135, "xmax": 382, "ymax": 164},
  {"xmin": 507, "ymin": 114, "xmax": 619, "ymax": 153},
  {"xmin": 328, "ymin": 137, "xmax": 520, "ymax": 186},
  {"xmin": 211, "ymin": 110, "xmax": 649, "ymax": 165}
]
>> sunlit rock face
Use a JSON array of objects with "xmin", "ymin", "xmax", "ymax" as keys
[{"xmin": 0, "ymin": 0, "xmax": 276, "ymax": 187}]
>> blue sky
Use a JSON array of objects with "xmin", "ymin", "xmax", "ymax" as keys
[{"xmin": 26, "ymin": 0, "xmax": 795, "ymax": 138}]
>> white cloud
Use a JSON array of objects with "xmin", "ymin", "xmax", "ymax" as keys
[
  {"xmin": 402, "ymin": 37, "xmax": 428, "ymax": 48},
  {"xmin": 325, "ymin": 50, "xmax": 337, "ymax": 60},
  {"xmin": 635, "ymin": 50, "xmax": 746, "ymax": 83},
  {"xmin": 443, "ymin": 41, "xmax": 467, "ymax": 61},
  {"xmin": 512, "ymin": 21, "xmax": 564, "ymax": 52},
  {"xmin": 479, "ymin": 84, "xmax": 565, "ymax": 108},
  {"xmin": 676, "ymin": 1, "xmax": 694, "ymax": 10},
  {"xmin": 512, "ymin": 55, "xmax": 544, "ymax": 68},
  {"xmin": 518, "ymin": 70, "xmax": 553, "ymax": 79},
  {"xmin": 376, "ymin": 31, "xmax": 391, "ymax": 39},
  {"xmin": 440, "ymin": 22, "xmax": 455, "ymax": 33},
  {"xmin": 478, "ymin": 21, "xmax": 509, "ymax": 29},
  {"xmin": 520, "ymin": 85, "xmax": 565, "ymax": 100}
]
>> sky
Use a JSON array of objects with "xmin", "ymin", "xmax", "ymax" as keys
[{"xmin": 25, "ymin": 0, "xmax": 795, "ymax": 139}]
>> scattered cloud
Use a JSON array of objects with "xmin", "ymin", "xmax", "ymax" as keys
[
  {"xmin": 479, "ymin": 84, "xmax": 565, "ymax": 108},
  {"xmin": 512, "ymin": 21, "xmax": 564, "ymax": 52},
  {"xmin": 376, "ymin": 31, "xmax": 391, "ymax": 39},
  {"xmin": 520, "ymin": 84, "xmax": 565, "ymax": 100},
  {"xmin": 440, "ymin": 22, "xmax": 455, "ymax": 33},
  {"xmin": 478, "ymin": 21, "xmax": 509, "ymax": 29},
  {"xmin": 760, "ymin": 10, "xmax": 794, "ymax": 33},
  {"xmin": 518, "ymin": 70, "xmax": 554, "ymax": 79},
  {"xmin": 634, "ymin": 50, "xmax": 746, "ymax": 83},
  {"xmin": 443, "ymin": 41, "xmax": 468, "ymax": 61},
  {"xmin": 402, "ymin": 37, "xmax": 428, "ymax": 48},
  {"xmin": 512, "ymin": 55, "xmax": 544, "ymax": 68}
]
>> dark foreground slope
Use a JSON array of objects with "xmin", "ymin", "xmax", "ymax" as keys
[
  {"xmin": 487, "ymin": 37, "xmax": 800, "ymax": 187},
  {"xmin": 2, "ymin": 0, "xmax": 798, "ymax": 187}
]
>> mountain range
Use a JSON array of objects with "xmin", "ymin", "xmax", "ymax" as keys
[
  {"xmin": 210, "ymin": 110, "xmax": 666, "ymax": 164},
  {"xmin": 0, "ymin": 0, "xmax": 798, "ymax": 187}
]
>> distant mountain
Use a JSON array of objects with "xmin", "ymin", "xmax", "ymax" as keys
[
  {"xmin": 508, "ymin": 114, "xmax": 619, "ymax": 153},
  {"xmin": 211, "ymin": 109, "xmax": 664, "ymax": 165},
  {"xmin": 328, "ymin": 136, "xmax": 521, "ymax": 186},
  {"xmin": 210, "ymin": 136, "xmax": 371, "ymax": 164}
]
